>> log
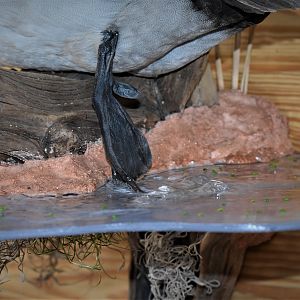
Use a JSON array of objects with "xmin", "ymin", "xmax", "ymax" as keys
[
  {"xmin": 0, "ymin": 70, "xmax": 100, "ymax": 162},
  {"xmin": 0, "ymin": 54, "xmax": 211, "ymax": 163}
]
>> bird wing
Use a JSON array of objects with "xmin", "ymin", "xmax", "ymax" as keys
[{"xmin": 225, "ymin": 0, "xmax": 300, "ymax": 13}]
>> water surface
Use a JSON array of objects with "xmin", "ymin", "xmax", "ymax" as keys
[{"xmin": 1, "ymin": 155, "xmax": 300, "ymax": 240}]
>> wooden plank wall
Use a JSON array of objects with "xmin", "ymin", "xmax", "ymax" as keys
[
  {"xmin": 1, "ymin": 10, "xmax": 300, "ymax": 300},
  {"xmin": 233, "ymin": 232, "xmax": 300, "ymax": 300},
  {"xmin": 1, "ymin": 243, "xmax": 130, "ymax": 299}
]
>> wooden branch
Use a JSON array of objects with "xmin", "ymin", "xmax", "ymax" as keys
[{"xmin": 0, "ymin": 70, "xmax": 101, "ymax": 161}]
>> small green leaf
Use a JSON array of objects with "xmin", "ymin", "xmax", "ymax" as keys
[
  {"xmin": 217, "ymin": 207, "xmax": 224, "ymax": 213},
  {"xmin": 100, "ymin": 204, "xmax": 108, "ymax": 210},
  {"xmin": 197, "ymin": 212, "xmax": 204, "ymax": 218},
  {"xmin": 0, "ymin": 206, "xmax": 7, "ymax": 218},
  {"xmin": 283, "ymin": 196, "xmax": 289, "ymax": 202},
  {"xmin": 251, "ymin": 171, "xmax": 259, "ymax": 176},
  {"xmin": 279, "ymin": 208, "xmax": 287, "ymax": 215},
  {"xmin": 0, "ymin": 205, "xmax": 6, "ymax": 212},
  {"xmin": 211, "ymin": 169, "xmax": 218, "ymax": 176},
  {"xmin": 269, "ymin": 160, "xmax": 278, "ymax": 172},
  {"xmin": 46, "ymin": 212, "xmax": 55, "ymax": 218},
  {"xmin": 111, "ymin": 215, "xmax": 118, "ymax": 221}
]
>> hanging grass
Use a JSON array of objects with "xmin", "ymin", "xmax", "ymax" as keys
[{"xmin": 0, "ymin": 233, "xmax": 127, "ymax": 283}]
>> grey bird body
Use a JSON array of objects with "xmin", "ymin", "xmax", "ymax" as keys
[{"xmin": 1, "ymin": 0, "xmax": 299, "ymax": 77}]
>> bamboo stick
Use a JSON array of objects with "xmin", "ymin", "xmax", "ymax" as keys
[
  {"xmin": 241, "ymin": 26, "xmax": 256, "ymax": 94},
  {"xmin": 232, "ymin": 32, "xmax": 241, "ymax": 90},
  {"xmin": 215, "ymin": 45, "xmax": 224, "ymax": 91}
]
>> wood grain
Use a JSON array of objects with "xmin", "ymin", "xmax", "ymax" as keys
[
  {"xmin": 1, "ymin": 242, "xmax": 131, "ymax": 300},
  {"xmin": 195, "ymin": 233, "xmax": 273, "ymax": 300},
  {"xmin": 233, "ymin": 232, "xmax": 300, "ymax": 300}
]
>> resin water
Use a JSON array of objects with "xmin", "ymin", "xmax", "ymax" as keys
[{"xmin": 1, "ymin": 155, "xmax": 300, "ymax": 240}]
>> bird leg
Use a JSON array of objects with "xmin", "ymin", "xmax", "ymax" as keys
[{"xmin": 93, "ymin": 30, "xmax": 152, "ymax": 191}]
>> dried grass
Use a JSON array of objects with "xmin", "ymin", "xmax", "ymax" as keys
[{"xmin": 0, "ymin": 233, "xmax": 126, "ymax": 284}]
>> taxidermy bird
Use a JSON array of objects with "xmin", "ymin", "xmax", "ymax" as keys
[{"xmin": 0, "ymin": 0, "xmax": 299, "ymax": 190}]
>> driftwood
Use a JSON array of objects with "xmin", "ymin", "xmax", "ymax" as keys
[{"xmin": 0, "ymin": 54, "xmax": 210, "ymax": 163}]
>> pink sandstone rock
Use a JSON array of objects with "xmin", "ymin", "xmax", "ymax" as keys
[{"xmin": 0, "ymin": 91, "xmax": 293, "ymax": 196}]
